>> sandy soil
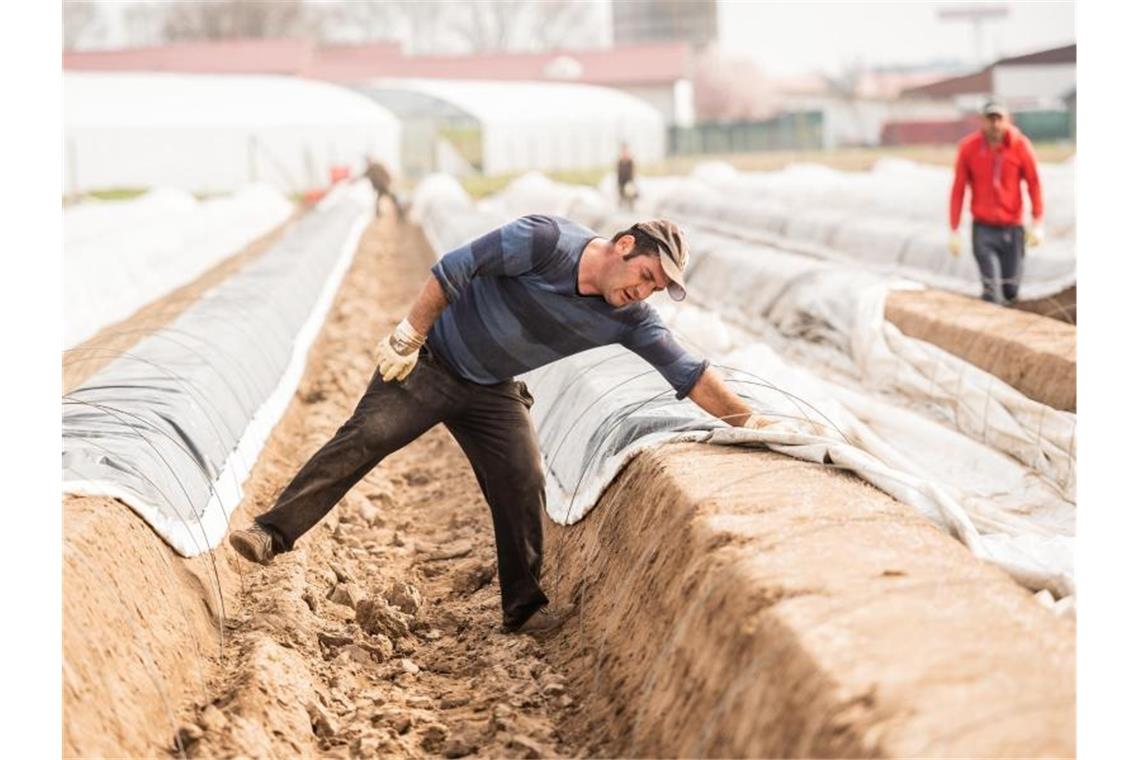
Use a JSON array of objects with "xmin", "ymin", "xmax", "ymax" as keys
[
  {"xmin": 1017, "ymin": 284, "xmax": 1077, "ymax": 325},
  {"xmin": 542, "ymin": 444, "xmax": 1075, "ymax": 758},
  {"xmin": 63, "ymin": 206, "xmax": 1075, "ymax": 758},
  {"xmin": 886, "ymin": 289, "xmax": 1076, "ymax": 411},
  {"xmin": 64, "ymin": 209, "xmax": 583, "ymax": 758}
]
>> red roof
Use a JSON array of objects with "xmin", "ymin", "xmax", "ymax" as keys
[
  {"xmin": 334, "ymin": 42, "xmax": 690, "ymax": 85},
  {"xmin": 64, "ymin": 38, "xmax": 690, "ymax": 86},
  {"xmin": 901, "ymin": 69, "xmax": 993, "ymax": 99},
  {"xmin": 997, "ymin": 43, "xmax": 1076, "ymax": 66},
  {"xmin": 900, "ymin": 43, "xmax": 1075, "ymax": 99},
  {"xmin": 63, "ymin": 38, "xmax": 315, "ymax": 75}
]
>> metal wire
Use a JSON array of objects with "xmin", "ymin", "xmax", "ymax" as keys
[{"xmin": 62, "ymin": 399, "xmax": 229, "ymax": 640}]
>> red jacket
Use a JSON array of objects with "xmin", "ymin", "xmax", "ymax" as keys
[{"xmin": 950, "ymin": 125, "xmax": 1043, "ymax": 229}]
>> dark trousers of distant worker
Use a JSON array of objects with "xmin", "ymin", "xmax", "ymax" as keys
[
  {"xmin": 256, "ymin": 344, "xmax": 549, "ymax": 625},
  {"xmin": 373, "ymin": 187, "xmax": 403, "ymax": 220},
  {"xmin": 972, "ymin": 221, "xmax": 1025, "ymax": 305}
]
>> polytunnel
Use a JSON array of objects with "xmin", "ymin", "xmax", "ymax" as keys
[
  {"xmin": 63, "ymin": 184, "xmax": 295, "ymax": 348},
  {"xmin": 358, "ymin": 78, "xmax": 664, "ymax": 176},
  {"xmin": 639, "ymin": 160, "xmax": 1076, "ymax": 305},
  {"xmin": 63, "ymin": 72, "xmax": 402, "ymax": 195},
  {"xmin": 62, "ymin": 182, "xmax": 374, "ymax": 555}
]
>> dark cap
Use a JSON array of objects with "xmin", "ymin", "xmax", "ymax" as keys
[
  {"xmin": 982, "ymin": 100, "xmax": 1009, "ymax": 116},
  {"xmin": 634, "ymin": 219, "xmax": 689, "ymax": 301}
]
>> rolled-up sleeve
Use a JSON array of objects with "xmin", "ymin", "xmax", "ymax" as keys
[{"xmin": 620, "ymin": 310, "xmax": 709, "ymax": 399}]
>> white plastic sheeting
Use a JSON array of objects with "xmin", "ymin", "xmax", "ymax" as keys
[
  {"xmin": 62, "ymin": 182, "xmax": 374, "ymax": 556},
  {"xmin": 479, "ymin": 171, "xmax": 610, "ymax": 228},
  {"xmin": 526, "ymin": 341, "xmax": 1073, "ymax": 598},
  {"xmin": 64, "ymin": 72, "xmax": 402, "ymax": 195},
  {"xmin": 489, "ymin": 173, "xmax": 1077, "ymax": 492},
  {"xmin": 678, "ymin": 231, "xmax": 1076, "ymax": 500},
  {"xmin": 367, "ymin": 78, "xmax": 664, "ymax": 175},
  {"xmin": 638, "ymin": 159, "xmax": 1076, "ymax": 303},
  {"xmin": 472, "ymin": 174, "xmax": 1078, "ymax": 493},
  {"xmin": 411, "ymin": 173, "xmax": 1075, "ymax": 600},
  {"xmin": 64, "ymin": 184, "xmax": 294, "ymax": 348}
]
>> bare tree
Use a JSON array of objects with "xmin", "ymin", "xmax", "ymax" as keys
[
  {"xmin": 529, "ymin": 1, "xmax": 595, "ymax": 51},
  {"xmin": 321, "ymin": 0, "xmax": 596, "ymax": 53},
  {"xmin": 693, "ymin": 47, "xmax": 774, "ymax": 121},
  {"xmin": 320, "ymin": 0, "xmax": 443, "ymax": 51},
  {"xmin": 110, "ymin": 0, "xmax": 598, "ymax": 53},
  {"xmin": 448, "ymin": 0, "xmax": 594, "ymax": 53},
  {"xmin": 62, "ymin": 0, "xmax": 103, "ymax": 50},
  {"xmin": 139, "ymin": 0, "xmax": 317, "ymax": 42}
]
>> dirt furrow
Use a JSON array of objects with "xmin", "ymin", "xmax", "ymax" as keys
[
  {"xmin": 175, "ymin": 212, "xmax": 583, "ymax": 758},
  {"xmin": 885, "ymin": 288, "xmax": 1075, "ymax": 411}
]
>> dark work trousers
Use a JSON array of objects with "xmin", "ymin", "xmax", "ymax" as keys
[
  {"xmin": 371, "ymin": 187, "xmax": 403, "ymax": 220},
  {"xmin": 972, "ymin": 221, "xmax": 1025, "ymax": 305},
  {"xmin": 256, "ymin": 345, "xmax": 549, "ymax": 625}
]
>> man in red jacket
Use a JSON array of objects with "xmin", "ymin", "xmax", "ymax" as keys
[{"xmin": 949, "ymin": 101, "xmax": 1045, "ymax": 305}]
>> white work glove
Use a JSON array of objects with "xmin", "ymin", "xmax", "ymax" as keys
[
  {"xmin": 948, "ymin": 231, "xmax": 962, "ymax": 257},
  {"xmin": 375, "ymin": 318, "xmax": 426, "ymax": 382},
  {"xmin": 1026, "ymin": 223, "xmax": 1044, "ymax": 248}
]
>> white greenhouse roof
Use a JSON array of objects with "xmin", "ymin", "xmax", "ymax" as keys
[
  {"xmin": 65, "ymin": 72, "xmax": 401, "ymax": 130},
  {"xmin": 364, "ymin": 78, "xmax": 662, "ymax": 128},
  {"xmin": 64, "ymin": 72, "xmax": 401, "ymax": 194},
  {"xmin": 361, "ymin": 78, "xmax": 664, "ymax": 175}
]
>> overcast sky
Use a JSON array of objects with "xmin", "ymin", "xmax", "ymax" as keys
[
  {"xmin": 718, "ymin": 1, "xmax": 1075, "ymax": 76},
  {"xmin": 83, "ymin": 1, "xmax": 1075, "ymax": 77}
]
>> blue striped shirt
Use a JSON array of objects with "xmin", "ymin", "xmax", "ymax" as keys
[{"xmin": 428, "ymin": 214, "xmax": 708, "ymax": 398}]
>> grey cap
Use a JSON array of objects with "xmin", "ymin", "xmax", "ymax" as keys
[
  {"xmin": 634, "ymin": 218, "xmax": 689, "ymax": 301},
  {"xmin": 982, "ymin": 100, "xmax": 1009, "ymax": 116}
]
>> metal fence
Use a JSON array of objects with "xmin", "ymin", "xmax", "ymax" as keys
[
  {"xmin": 668, "ymin": 111, "xmax": 824, "ymax": 155},
  {"xmin": 1011, "ymin": 110, "xmax": 1073, "ymax": 142}
]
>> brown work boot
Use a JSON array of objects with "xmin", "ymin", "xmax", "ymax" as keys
[
  {"xmin": 229, "ymin": 523, "xmax": 276, "ymax": 565},
  {"xmin": 502, "ymin": 604, "xmax": 575, "ymax": 636}
]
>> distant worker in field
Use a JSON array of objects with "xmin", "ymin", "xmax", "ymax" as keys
[
  {"xmin": 230, "ymin": 216, "xmax": 773, "ymax": 634},
  {"xmin": 616, "ymin": 142, "xmax": 638, "ymax": 210},
  {"xmin": 948, "ymin": 101, "xmax": 1044, "ymax": 305},
  {"xmin": 363, "ymin": 156, "xmax": 402, "ymax": 220}
]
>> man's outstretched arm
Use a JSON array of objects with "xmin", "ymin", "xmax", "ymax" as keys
[
  {"xmin": 375, "ymin": 275, "xmax": 449, "ymax": 382},
  {"xmin": 687, "ymin": 367, "xmax": 770, "ymax": 428}
]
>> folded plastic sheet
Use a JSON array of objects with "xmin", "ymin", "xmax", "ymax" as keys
[
  {"xmin": 680, "ymin": 230, "xmax": 1077, "ymax": 499},
  {"xmin": 524, "ymin": 342, "xmax": 1074, "ymax": 599},
  {"xmin": 62, "ymin": 183, "xmax": 372, "ymax": 556}
]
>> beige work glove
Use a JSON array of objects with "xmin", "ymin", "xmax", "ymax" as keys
[
  {"xmin": 742, "ymin": 414, "xmax": 774, "ymax": 430},
  {"xmin": 948, "ymin": 231, "xmax": 962, "ymax": 257},
  {"xmin": 1026, "ymin": 223, "xmax": 1044, "ymax": 248},
  {"xmin": 746, "ymin": 412, "xmax": 830, "ymax": 437},
  {"xmin": 375, "ymin": 318, "xmax": 426, "ymax": 382}
]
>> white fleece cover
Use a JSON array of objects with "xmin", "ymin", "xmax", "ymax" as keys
[
  {"xmin": 635, "ymin": 158, "xmax": 1075, "ymax": 305},
  {"xmin": 63, "ymin": 182, "xmax": 371, "ymax": 555},
  {"xmin": 64, "ymin": 183, "xmax": 294, "ymax": 348}
]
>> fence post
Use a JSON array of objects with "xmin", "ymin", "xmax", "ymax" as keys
[
  {"xmin": 67, "ymin": 137, "xmax": 79, "ymax": 199},
  {"xmin": 248, "ymin": 134, "xmax": 257, "ymax": 183}
]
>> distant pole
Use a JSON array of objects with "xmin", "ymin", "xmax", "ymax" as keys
[
  {"xmin": 248, "ymin": 134, "xmax": 257, "ymax": 183},
  {"xmin": 67, "ymin": 137, "xmax": 79, "ymax": 199},
  {"xmin": 938, "ymin": 3, "xmax": 1010, "ymax": 68}
]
